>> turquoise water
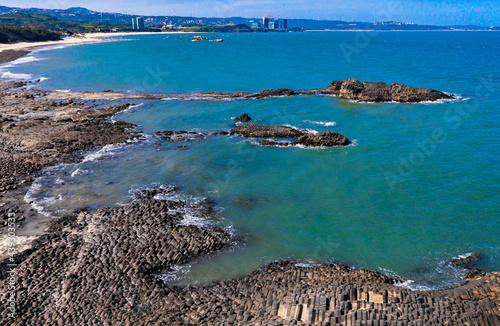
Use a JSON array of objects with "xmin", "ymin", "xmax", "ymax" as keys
[{"xmin": 5, "ymin": 32, "xmax": 500, "ymax": 290}]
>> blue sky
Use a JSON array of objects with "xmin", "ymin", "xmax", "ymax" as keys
[{"xmin": 2, "ymin": 0, "xmax": 500, "ymax": 26}]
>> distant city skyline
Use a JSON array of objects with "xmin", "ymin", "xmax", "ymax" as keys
[{"xmin": 1, "ymin": 0, "xmax": 499, "ymax": 26}]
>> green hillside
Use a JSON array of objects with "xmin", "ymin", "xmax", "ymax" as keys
[
  {"xmin": 0, "ymin": 26, "xmax": 61, "ymax": 43},
  {"xmin": 0, "ymin": 12, "xmax": 130, "ymax": 33}
]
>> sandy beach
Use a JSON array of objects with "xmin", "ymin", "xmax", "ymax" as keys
[{"xmin": 0, "ymin": 34, "xmax": 110, "ymax": 54}]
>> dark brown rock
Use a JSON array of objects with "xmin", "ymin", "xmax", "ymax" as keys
[
  {"xmin": 234, "ymin": 113, "xmax": 252, "ymax": 122},
  {"xmin": 230, "ymin": 124, "xmax": 304, "ymax": 138},
  {"xmin": 251, "ymin": 88, "xmax": 296, "ymax": 99},
  {"xmin": 293, "ymin": 131, "xmax": 351, "ymax": 147},
  {"xmin": 451, "ymin": 252, "xmax": 481, "ymax": 269},
  {"xmin": 323, "ymin": 78, "xmax": 455, "ymax": 103}
]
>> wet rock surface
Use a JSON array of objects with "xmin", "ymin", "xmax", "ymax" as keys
[
  {"xmin": 0, "ymin": 79, "xmax": 139, "ymax": 252},
  {"xmin": 0, "ymin": 50, "xmax": 30, "ymax": 64},
  {"xmin": 232, "ymin": 125, "xmax": 351, "ymax": 148},
  {"xmin": 251, "ymin": 88, "xmax": 297, "ymax": 99},
  {"xmin": 294, "ymin": 131, "xmax": 351, "ymax": 147},
  {"xmin": 156, "ymin": 130, "xmax": 207, "ymax": 141},
  {"xmin": 323, "ymin": 78, "xmax": 455, "ymax": 103},
  {"xmin": 230, "ymin": 124, "xmax": 304, "ymax": 138}
]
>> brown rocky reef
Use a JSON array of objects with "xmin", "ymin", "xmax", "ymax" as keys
[
  {"xmin": 295, "ymin": 131, "xmax": 350, "ymax": 147},
  {"xmin": 323, "ymin": 78, "xmax": 455, "ymax": 103},
  {"xmin": 230, "ymin": 124, "xmax": 305, "ymax": 138},
  {"xmin": 231, "ymin": 124, "xmax": 351, "ymax": 147},
  {"xmin": 0, "ymin": 82, "xmax": 138, "ymax": 232}
]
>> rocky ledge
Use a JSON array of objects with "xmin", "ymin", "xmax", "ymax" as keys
[
  {"xmin": 38, "ymin": 78, "xmax": 455, "ymax": 104},
  {"xmin": 231, "ymin": 124, "xmax": 351, "ymax": 147},
  {"xmin": 231, "ymin": 124, "xmax": 305, "ymax": 138},
  {"xmin": 322, "ymin": 78, "xmax": 455, "ymax": 103},
  {"xmin": 0, "ymin": 80, "xmax": 139, "ymax": 237}
]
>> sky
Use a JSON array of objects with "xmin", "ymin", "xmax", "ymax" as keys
[{"xmin": 2, "ymin": 0, "xmax": 500, "ymax": 26}]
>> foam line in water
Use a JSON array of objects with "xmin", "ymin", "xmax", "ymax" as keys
[
  {"xmin": 157, "ymin": 264, "xmax": 192, "ymax": 283},
  {"xmin": 304, "ymin": 120, "xmax": 338, "ymax": 127},
  {"xmin": 0, "ymin": 71, "xmax": 33, "ymax": 81},
  {"xmin": 284, "ymin": 124, "xmax": 319, "ymax": 134}
]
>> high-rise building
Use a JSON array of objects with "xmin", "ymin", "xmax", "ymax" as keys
[
  {"xmin": 279, "ymin": 18, "xmax": 288, "ymax": 30},
  {"xmin": 262, "ymin": 17, "xmax": 270, "ymax": 29},
  {"xmin": 137, "ymin": 17, "xmax": 144, "ymax": 30},
  {"xmin": 132, "ymin": 17, "xmax": 144, "ymax": 30}
]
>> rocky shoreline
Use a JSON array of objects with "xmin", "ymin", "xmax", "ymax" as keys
[
  {"xmin": 39, "ymin": 78, "xmax": 458, "ymax": 103},
  {"xmin": 0, "ymin": 71, "xmax": 498, "ymax": 325}
]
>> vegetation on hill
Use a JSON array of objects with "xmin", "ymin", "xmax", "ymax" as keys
[
  {"xmin": 0, "ymin": 12, "xmax": 130, "ymax": 33},
  {"xmin": 0, "ymin": 26, "xmax": 61, "ymax": 43}
]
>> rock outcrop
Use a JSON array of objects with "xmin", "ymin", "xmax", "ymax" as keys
[
  {"xmin": 323, "ymin": 78, "xmax": 454, "ymax": 103},
  {"xmin": 251, "ymin": 88, "xmax": 296, "ymax": 99},
  {"xmin": 294, "ymin": 131, "xmax": 351, "ymax": 147},
  {"xmin": 451, "ymin": 252, "xmax": 486, "ymax": 280},
  {"xmin": 230, "ymin": 124, "xmax": 304, "ymax": 138},
  {"xmin": 231, "ymin": 124, "xmax": 351, "ymax": 148},
  {"xmin": 234, "ymin": 113, "xmax": 252, "ymax": 122}
]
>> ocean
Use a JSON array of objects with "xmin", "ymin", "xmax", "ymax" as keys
[{"xmin": 3, "ymin": 31, "xmax": 499, "ymax": 290}]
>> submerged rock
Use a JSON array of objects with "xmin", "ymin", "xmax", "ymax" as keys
[
  {"xmin": 233, "ymin": 113, "xmax": 252, "ymax": 122},
  {"xmin": 257, "ymin": 140, "xmax": 291, "ymax": 147},
  {"xmin": 451, "ymin": 252, "xmax": 481, "ymax": 269},
  {"xmin": 156, "ymin": 130, "xmax": 207, "ymax": 141},
  {"xmin": 250, "ymin": 88, "xmax": 296, "ymax": 99},
  {"xmin": 323, "ymin": 78, "xmax": 455, "ymax": 103},
  {"xmin": 230, "ymin": 124, "xmax": 304, "ymax": 138},
  {"xmin": 293, "ymin": 131, "xmax": 350, "ymax": 147}
]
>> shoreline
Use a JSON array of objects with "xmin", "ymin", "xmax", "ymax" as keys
[
  {"xmin": 0, "ymin": 70, "xmax": 499, "ymax": 323},
  {"xmin": 0, "ymin": 34, "xmax": 111, "ymax": 54}
]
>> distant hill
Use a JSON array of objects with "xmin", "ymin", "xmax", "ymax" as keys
[
  {"xmin": 0, "ymin": 12, "xmax": 130, "ymax": 33},
  {"xmin": 0, "ymin": 5, "xmax": 497, "ymax": 31}
]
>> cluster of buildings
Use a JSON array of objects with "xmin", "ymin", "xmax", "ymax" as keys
[
  {"xmin": 131, "ymin": 15, "xmax": 288, "ymax": 31},
  {"xmin": 131, "ymin": 17, "xmax": 144, "ymax": 30},
  {"xmin": 251, "ymin": 17, "xmax": 288, "ymax": 30}
]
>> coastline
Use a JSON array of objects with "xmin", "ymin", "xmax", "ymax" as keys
[
  {"xmin": 0, "ymin": 56, "xmax": 499, "ymax": 324},
  {"xmin": 0, "ymin": 34, "xmax": 110, "ymax": 54}
]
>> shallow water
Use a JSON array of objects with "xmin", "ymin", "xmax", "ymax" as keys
[{"xmin": 6, "ymin": 31, "xmax": 500, "ymax": 290}]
